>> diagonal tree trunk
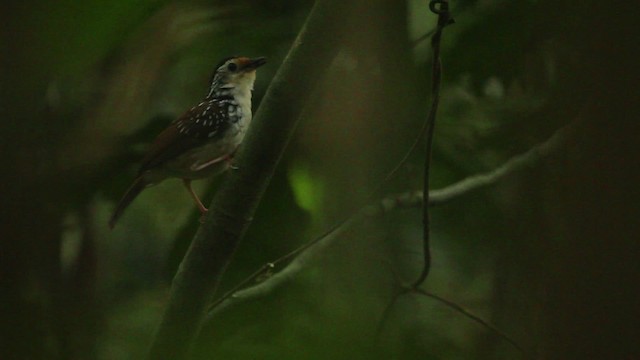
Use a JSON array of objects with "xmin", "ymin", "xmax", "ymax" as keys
[{"xmin": 146, "ymin": 1, "xmax": 351, "ymax": 358}]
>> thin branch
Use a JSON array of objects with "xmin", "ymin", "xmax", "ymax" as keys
[
  {"xmin": 369, "ymin": 123, "xmax": 571, "ymax": 213},
  {"xmin": 203, "ymin": 121, "xmax": 569, "ymax": 324},
  {"xmin": 413, "ymin": 288, "xmax": 535, "ymax": 359},
  {"xmin": 413, "ymin": 0, "xmax": 455, "ymax": 289},
  {"xmin": 373, "ymin": 292, "xmax": 406, "ymax": 343},
  {"xmin": 146, "ymin": 1, "xmax": 349, "ymax": 359},
  {"xmin": 205, "ymin": 217, "xmax": 357, "ymax": 320},
  {"xmin": 374, "ymin": 285, "xmax": 534, "ymax": 359},
  {"xmin": 373, "ymin": 262, "xmax": 411, "ymax": 343},
  {"xmin": 412, "ymin": 28, "xmax": 437, "ymax": 47}
]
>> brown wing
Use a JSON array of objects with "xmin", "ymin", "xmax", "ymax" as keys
[{"xmin": 138, "ymin": 100, "xmax": 230, "ymax": 173}]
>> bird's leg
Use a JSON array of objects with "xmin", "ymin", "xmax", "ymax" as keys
[
  {"xmin": 183, "ymin": 179, "xmax": 208, "ymax": 218},
  {"xmin": 226, "ymin": 153, "xmax": 239, "ymax": 170}
]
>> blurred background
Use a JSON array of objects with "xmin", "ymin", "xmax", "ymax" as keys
[{"xmin": 1, "ymin": 0, "xmax": 639, "ymax": 359}]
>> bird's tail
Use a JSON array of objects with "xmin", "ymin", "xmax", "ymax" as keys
[{"xmin": 109, "ymin": 176, "xmax": 148, "ymax": 229}]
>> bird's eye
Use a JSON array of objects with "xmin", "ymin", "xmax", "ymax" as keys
[{"xmin": 227, "ymin": 63, "xmax": 238, "ymax": 72}]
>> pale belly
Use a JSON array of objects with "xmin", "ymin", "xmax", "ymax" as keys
[{"xmin": 158, "ymin": 122, "xmax": 248, "ymax": 180}]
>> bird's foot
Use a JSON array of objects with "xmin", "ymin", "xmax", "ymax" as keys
[{"xmin": 224, "ymin": 153, "xmax": 239, "ymax": 171}]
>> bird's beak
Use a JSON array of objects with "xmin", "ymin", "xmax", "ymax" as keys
[{"xmin": 242, "ymin": 57, "xmax": 267, "ymax": 71}]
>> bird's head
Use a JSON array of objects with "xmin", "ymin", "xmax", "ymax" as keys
[{"xmin": 207, "ymin": 56, "xmax": 266, "ymax": 98}]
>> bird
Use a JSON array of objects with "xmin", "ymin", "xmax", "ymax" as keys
[{"xmin": 109, "ymin": 56, "xmax": 267, "ymax": 228}]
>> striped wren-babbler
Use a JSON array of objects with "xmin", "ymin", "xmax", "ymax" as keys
[{"xmin": 109, "ymin": 56, "xmax": 266, "ymax": 228}]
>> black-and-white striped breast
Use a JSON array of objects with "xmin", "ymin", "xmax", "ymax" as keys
[
  {"xmin": 175, "ymin": 99, "xmax": 238, "ymax": 140},
  {"xmin": 138, "ymin": 97, "xmax": 246, "ymax": 173}
]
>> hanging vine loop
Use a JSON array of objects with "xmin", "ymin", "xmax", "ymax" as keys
[{"xmin": 429, "ymin": 0, "xmax": 455, "ymax": 27}]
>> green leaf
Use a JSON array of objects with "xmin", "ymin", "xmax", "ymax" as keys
[{"xmin": 288, "ymin": 163, "xmax": 324, "ymax": 222}]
